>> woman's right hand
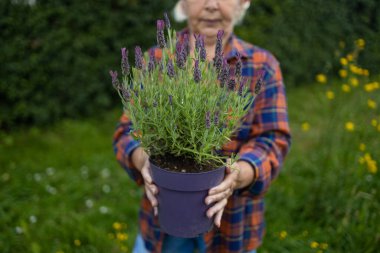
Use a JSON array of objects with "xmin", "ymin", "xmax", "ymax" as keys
[{"xmin": 131, "ymin": 147, "xmax": 159, "ymax": 216}]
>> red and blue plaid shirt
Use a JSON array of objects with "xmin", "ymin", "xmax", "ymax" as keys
[{"xmin": 113, "ymin": 31, "xmax": 291, "ymax": 253}]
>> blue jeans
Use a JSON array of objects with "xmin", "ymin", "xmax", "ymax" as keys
[{"xmin": 133, "ymin": 233, "xmax": 257, "ymax": 253}]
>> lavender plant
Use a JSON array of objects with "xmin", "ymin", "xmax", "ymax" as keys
[{"xmin": 110, "ymin": 15, "xmax": 262, "ymax": 169}]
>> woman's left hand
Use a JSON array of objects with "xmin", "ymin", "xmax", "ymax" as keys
[{"xmin": 205, "ymin": 159, "xmax": 241, "ymax": 228}]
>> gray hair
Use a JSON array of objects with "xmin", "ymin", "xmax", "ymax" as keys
[{"xmin": 173, "ymin": 0, "xmax": 250, "ymax": 25}]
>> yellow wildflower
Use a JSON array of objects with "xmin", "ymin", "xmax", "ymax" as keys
[
  {"xmin": 310, "ymin": 241, "xmax": 319, "ymax": 248},
  {"xmin": 326, "ymin": 90, "xmax": 335, "ymax": 100},
  {"xmin": 347, "ymin": 54, "xmax": 354, "ymax": 61},
  {"xmin": 359, "ymin": 156, "xmax": 365, "ymax": 164},
  {"xmin": 368, "ymin": 99, "xmax": 377, "ymax": 109},
  {"xmin": 349, "ymin": 64, "xmax": 358, "ymax": 74},
  {"xmin": 117, "ymin": 232, "xmax": 128, "ymax": 241},
  {"xmin": 340, "ymin": 57, "xmax": 348, "ymax": 66},
  {"xmin": 355, "ymin": 38, "xmax": 365, "ymax": 49},
  {"xmin": 373, "ymin": 82, "xmax": 379, "ymax": 89},
  {"xmin": 363, "ymin": 69, "xmax": 369, "ymax": 76},
  {"xmin": 364, "ymin": 83, "xmax": 374, "ymax": 92},
  {"xmin": 345, "ymin": 122, "xmax": 355, "ymax": 132},
  {"xmin": 364, "ymin": 153, "xmax": 372, "ymax": 161},
  {"xmin": 359, "ymin": 143, "xmax": 366, "ymax": 151},
  {"xmin": 367, "ymin": 160, "xmax": 377, "ymax": 174},
  {"xmin": 74, "ymin": 239, "xmax": 81, "ymax": 246},
  {"xmin": 350, "ymin": 77, "xmax": 359, "ymax": 87},
  {"xmin": 341, "ymin": 84, "xmax": 351, "ymax": 92},
  {"xmin": 316, "ymin": 74, "xmax": 327, "ymax": 84},
  {"xmin": 371, "ymin": 119, "xmax": 378, "ymax": 127},
  {"xmin": 378, "ymin": 124, "xmax": 380, "ymax": 132},
  {"xmin": 302, "ymin": 122, "xmax": 310, "ymax": 132},
  {"xmin": 320, "ymin": 243, "xmax": 329, "ymax": 249},
  {"xmin": 113, "ymin": 222, "xmax": 122, "ymax": 230},
  {"xmin": 279, "ymin": 230, "xmax": 288, "ymax": 240},
  {"xmin": 339, "ymin": 69, "xmax": 348, "ymax": 78}
]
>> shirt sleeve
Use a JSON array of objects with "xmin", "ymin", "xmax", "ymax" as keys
[
  {"xmin": 237, "ymin": 55, "xmax": 291, "ymax": 198},
  {"xmin": 113, "ymin": 113, "xmax": 144, "ymax": 186}
]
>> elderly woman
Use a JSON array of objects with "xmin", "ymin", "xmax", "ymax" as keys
[{"xmin": 113, "ymin": 0, "xmax": 291, "ymax": 252}]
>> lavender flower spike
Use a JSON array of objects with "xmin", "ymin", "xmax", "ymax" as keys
[
  {"xmin": 121, "ymin": 48, "xmax": 130, "ymax": 76},
  {"xmin": 200, "ymin": 35, "xmax": 207, "ymax": 62},
  {"xmin": 109, "ymin": 70, "xmax": 120, "ymax": 89},
  {"xmin": 214, "ymin": 111, "xmax": 220, "ymax": 125},
  {"xmin": 194, "ymin": 60, "xmax": 202, "ymax": 83},
  {"xmin": 135, "ymin": 46, "xmax": 143, "ymax": 70},
  {"xmin": 219, "ymin": 59, "xmax": 229, "ymax": 88},
  {"xmin": 205, "ymin": 111, "xmax": 211, "ymax": 129},
  {"xmin": 183, "ymin": 33, "xmax": 190, "ymax": 56},
  {"xmin": 167, "ymin": 59, "xmax": 175, "ymax": 79},
  {"xmin": 194, "ymin": 34, "xmax": 201, "ymax": 53},
  {"xmin": 164, "ymin": 12, "xmax": 171, "ymax": 30},
  {"xmin": 235, "ymin": 52, "xmax": 242, "ymax": 79},
  {"xmin": 176, "ymin": 41, "xmax": 185, "ymax": 69},
  {"xmin": 228, "ymin": 78, "xmax": 236, "ymax": 91},
  {"xmin": 157, "ymin": 20, "xmax": 166, "ymax": 48},
  {"xmin": 148, "ymin": 49, "xmax": 155, "ymax": 73},
  {"xmin": 169, "ymin": 95, "xmax": 173, "ymax": 105},
  {"xmin": 214, "ymin": 30, "xmax": 224, "ymax": 60}
]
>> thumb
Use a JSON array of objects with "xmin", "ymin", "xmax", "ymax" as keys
[{"xmin": 141, "ymin": 160, "xmax": 153, "ymax": 184}]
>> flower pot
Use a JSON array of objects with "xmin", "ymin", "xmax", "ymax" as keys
[{"xmin": 150, "ymin": 162, "xmax": 225, "ymax": 238}]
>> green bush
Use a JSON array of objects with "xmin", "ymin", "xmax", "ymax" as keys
[
  {"xmin": 237, "ymin": 0, "xmax": 380, "ymax": 86},
  {"xmin": 0, "ymin": 0, "xmax": 174, "ymax": 128}
]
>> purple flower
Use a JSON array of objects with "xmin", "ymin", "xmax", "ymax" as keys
[
  {"xmin": 148, "ymin": 50, "xmax": 155, "ymax": 73},
  {"xmin": 121, "ymin": 85, "xmax": 131, "ymax": 101},
  {"xmin": 158, "ymin": 59, "xmax": 164, "ymax": 73},
  {"xmin": 167, "ymin": 59, "xmax": 175, "ymax": 78},
  {"xmin": 205, "ymin": 111, "xmax": 211, "ymax": 129},
  {"xmin": 121, "ymin": 48, "xmax": 130, "ymax": 76},
  {"xmin": 183, "ymin": 33, "xmax": 190, "ymax": 57},
  {"xmin": 199, "ymin": 35, "xmax": 206, "ymax": 62},
  {"xmin": 219, "ymin": 59, "xmax": 229, "ymax": 88},
  {"xmin": 135, "ymin": 46, "xmax": 143, "ymax": 70},
  {"xmin": 175, "ymin": 41, "xmax": 185, "ymax": 69},
  {"xmin": 228, "ymin": 78, "xmax": 236, "ymax": 91},
  {"xmin": 214, "ymin": 111, "xmax": 220, "ymax": 125},
  {"xmin": 109, "ymin": 70, "xmax": 120, "ymax": 89},
  {"xmin": 157, "ymin": 20, "xmax": 166, "ymax": 48},
  {"xmin": 214, "ymin": 53, "xmax": 223, "ymax": 73},
  {"xmin": 169, "ymin": 95, "xmax": 173, "ymax": 105},
  {"xmin": 255, "ymin": 71, "xmax": 265, "ymax": 94},
  {"xmin": 235, "ymin": 52, "xmax": 242, "ymax": 79},
  {"xmin": 164, "ymin": 12, "xmax": 171, "ymax": 30},
  {"xmin": 194, "ymin": 60, "xmax": 202, "ymax": 83},
  {"xmin": 214, "ymin": 30, "xmax": 224, "ymax": 60},
  {"xmin": 194, "ymin": 34, "xmax": 201, "ymax": 53}
]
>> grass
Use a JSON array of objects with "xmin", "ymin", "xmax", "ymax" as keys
[{"xmin": 1, "ymin": 79, "xmax": 379, "ymax": 252}]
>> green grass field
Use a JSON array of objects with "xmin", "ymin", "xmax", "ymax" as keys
[{"xmin": 1, "ymin": 78, "xmax": 379, "ymax": 252}]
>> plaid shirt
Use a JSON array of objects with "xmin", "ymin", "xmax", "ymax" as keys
[{"xmin": 113, "ymin": 31, "xmax": 291, "ymax": 253}]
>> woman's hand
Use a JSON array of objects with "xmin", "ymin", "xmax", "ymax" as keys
[
  {"xmin": 205, "ymin": 159, "xmax": 241, "ymax": 227},
  {"xmin": 132, "ymin": 148, "xmax": 159, "ymax": 216},
  {"xmin": 205, "ymin": 159, "xmax": 255, "ymax": 227}
]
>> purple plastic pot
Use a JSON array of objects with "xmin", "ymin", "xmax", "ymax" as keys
[{"xmin": 150, "ymin": 162, "xmax": 225, "ymax": 238}]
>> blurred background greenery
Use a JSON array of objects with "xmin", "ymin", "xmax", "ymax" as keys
[
  {"xmin": 1, "ymin": 0, "xmax": 379, "ymax": 252},
  {"xmin": 1, "ymin": 0, "xmax": 379, "ymax": 128}
]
